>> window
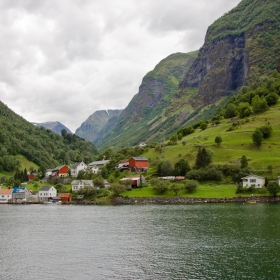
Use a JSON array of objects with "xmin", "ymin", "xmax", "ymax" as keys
[{"xmin": 250, "ymin": 179, "xmax": 256, "ymax": 183}]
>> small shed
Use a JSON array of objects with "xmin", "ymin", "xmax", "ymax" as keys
[{"xmin": 60, "ymin": 193, "xmax": 72, "ymax": 203}]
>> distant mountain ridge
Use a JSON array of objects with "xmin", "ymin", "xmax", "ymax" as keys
[
  {"xmin": 75, "ymin": 109, "xmax": 123, "ymax": 144},
  {"xmin": 32, "ymin": 121, "xmax": 72, "ymax": 135}
]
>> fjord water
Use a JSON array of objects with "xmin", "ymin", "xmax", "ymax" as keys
[{"xmin": 1, "ymin": 203, "xmax": 280, "ymax": 280}]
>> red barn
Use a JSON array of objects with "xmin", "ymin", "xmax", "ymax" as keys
[
  {"xmin": 129, "ymin": 157, "xmax": 149, "ymax": 171},
  {"xmin": 51, "ymin": 165, "xmax": 69, "ymax": 177}
]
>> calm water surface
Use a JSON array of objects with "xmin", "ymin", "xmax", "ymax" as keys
[{"xmin": 1, "ymin": 203, "xmax": 280, "ymax": 279}]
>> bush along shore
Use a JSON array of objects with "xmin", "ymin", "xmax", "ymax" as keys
[{"xmin": 112, "ymin": 196, "xmax": 280, "ymax": 205}]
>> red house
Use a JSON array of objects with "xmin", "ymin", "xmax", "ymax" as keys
[
  {"xmin": 59, "ymin": 193, "xmax": 72, "ymax": 203},
  {"xmin": 129, "ymin": 157, "xmax": 149, "ymax": 171},
  {"xmin": 51, "ymin": 165, "xmax": 69, "ymax": 177}
]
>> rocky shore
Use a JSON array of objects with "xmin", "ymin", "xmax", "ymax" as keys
[{"xmin": 113, "ymin": 196, "xmax": 280, "ymax": 205}]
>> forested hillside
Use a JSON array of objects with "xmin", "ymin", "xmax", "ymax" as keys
[{"xmin": 0, "ymin": 101, "xmax": 98, "ymax": 172}]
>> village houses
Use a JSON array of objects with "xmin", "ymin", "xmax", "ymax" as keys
[
  {"xmin": 38, "ymin": 186, "xmax": 57, "ymax": 202},
  {"xmin": 87, "ymin": 160, "xmax": 109, "ymax": 174},
  {"xmin": 71, "ymin": 180, "xmax": 94, "ymax": 192},
  {"xmin": 70, "ymin": 161, "xmax": 87, "ymax": 177}
]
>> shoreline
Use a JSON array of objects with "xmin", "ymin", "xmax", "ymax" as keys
[
  {"xmin": 4, "ymin": 196, "xmax": 280, "ymax": 205},
  {"xmin": 112, "ymin": 196, "xmax": 280, "ymax": 205}
]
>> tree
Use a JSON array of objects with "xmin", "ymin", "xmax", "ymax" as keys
[
  {"xmin": 266, "ymin": 181, "xmax": 280, "ymax": 197},
  {"xmin": 200, "ymin": 121, "xmax": 208, "ymax": 130},
  {"xmin": 157, "ymin": 160, "xmax": 174, "ymax": 176},
  {"xmin": 252, "ymin": 128, "xmax": 263, "ymax": 147},
  {"xmin": 215, "ymin": 136, "xmax": 222, "ymax": 146},
  {"xmin": 151, "ymin": 178, "xmax": 170, "ymax": 194},
  {"xmin": 259, "ymin": 125, "xmax": 272, "ymax": 139},
  {"xmin": 93, "ymin": 176, "xmax": 105, "ymax": 188},
  {"xmin": 251, "ymin": 95, "xmax": 269, "ymax": 113},
  {"xmin": 170, "ymin": 184, "xmax": 183, "ymax": 196},
  {"xmin": 109, "ymin": 183, "xmax": 127, "ymax": 196},
  {"xmin": 184, "ymin": 180, "xmax": 198, "ymax": 193},
  {"xmin": 195, "ymin": 147, "xmax": 211, "ymax": 169},
  {"xmin": 174, "ymin": 159, "xmax": 190, "ymax": 176},
  {"xmin": 224, "ymin": 103, "xmax": 236, "ymax": 118},
  {"xmin": 265, "ymin": 92, "xmax": 279, "ymax": 106},
  {"xmin": 240, "ymin": 155, "xmax": 248, "ymax": 169}
]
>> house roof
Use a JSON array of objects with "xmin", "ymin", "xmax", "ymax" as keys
[
  {"xmin": 241, "ymin": 174, "xmax": 265, "ymax": 179},
  {"xmin": 52, "ymin": 165, "xmax": 68, "ymax": 171},
  {"xmin": 60, "ymin": 193, "xmax": 72, "ymax": 198},
  {"xmin": 88, "ymin": 160, "xmax": 109, "ymax": 166},
  {"xmin": 130, "ymin": 157, "xmax": 148, "ymax": 161},
  {"xmin": 12, "ymin": 187, "xmax": 28, "ymax": 193},
  {"xmin": 39, "ymin": 186, "xmax": 54, "ymax": 191},
  {"xmin": 0, "ymin": 189, "xmax": 13, "ymax": 195},
  {"xmin": 71, "ymin": 180, "xmax": 93, "ymax": 185},
  {"xmin": 70, "ymin": 162, "xmax": 86, "ymax": 169}
]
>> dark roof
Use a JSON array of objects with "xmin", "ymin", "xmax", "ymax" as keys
[
  {"xmin": 130, "ymin": 157, "xmax": 148, "ymax": 161},
  {"xmin": 39, "ymin": 186, "xmax": 53, "ymax": 191}
]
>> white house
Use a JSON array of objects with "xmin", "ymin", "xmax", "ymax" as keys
[
  {"xmin": 71, "ymin": 180, "xmax": 94, "ymax": 192},
  {"xmin": 241, "ymin": 174, "xmax": 265, "ymax": 188},
  {"xmin": 139, "ymin": 142, "xmax": 147, "ymax": 147},
  {"xmin": 45, "ymin": 169, "xmax": 53, "ymax": 178},
  {"xmin": 87, "ymin": 160, "xmax": 109, "ymax": 174},
  {"xmin": 38, "ymin": 186, "xmax": 57, "ymax": 202},
  {"xmin": 70, "ymin": 161, "xmax": 87, "ymax": 177},
  {"xmin": 0, "ymin": 189, "xmax": 13, "ymax": 203}
]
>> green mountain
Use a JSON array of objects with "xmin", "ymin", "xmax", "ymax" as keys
[
  {"xmin": 96, "ymin": 0, "xmax": 280, "ymax": 151},
  {"xmin": 97, "ymin": 51, "xmax": 198, "ymax": 150},
  {"xmin": 0, "ymin": 101, "xmax": 98, "ymax": 172},
  {"xmin": 75, "ymin": 109, "xmax": 123, "ymax": 144}
]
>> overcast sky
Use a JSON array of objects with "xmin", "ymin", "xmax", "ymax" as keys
[{"xmin": 0, "ymin": 0, "xmax": 241, "ymax": 132}]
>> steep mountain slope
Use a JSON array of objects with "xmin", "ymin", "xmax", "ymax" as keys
[
  {"xmin": 75, "ymin": 109, "xmax": 122, "ymax": 144},
  {"xmin": 179, "ymin": 0, "xmax": 280, "ymax": 108},
  {"xmin": 97, "ymin": 0, "xmax": 280, "ymax": 151},
  {"xmin": 0, "ymin": 101, "xmax": 98, "ymax": 171},
  {"xmin": 32, "ymin": 121, "xmax": 72, "ymax": 135},
  {"xmin": 97, "ymin": 51, "xmax": 198, "ymax": 150}
]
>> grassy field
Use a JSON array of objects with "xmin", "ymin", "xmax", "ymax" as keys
[
  {"xmin": 142, "ymin": 104, "xmax": 280, "ymax": 174},
  {"xmin": 122, "ymin": 183, "xmax": 240, "ymax": 199}
]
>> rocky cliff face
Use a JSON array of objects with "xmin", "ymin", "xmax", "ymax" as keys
[
  {"xmin": 180, "ymin": 33, "xmax": 248, "ymax": 108},
  {"xmin": 179, "ymin": 0, "xmax": 280, "ymax": 108},
  {"xmin": 75, "ymin": 109, "xmax": 122, "ymax": 144}
]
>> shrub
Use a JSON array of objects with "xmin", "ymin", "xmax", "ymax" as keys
[
  {"xmin": 184, "ymin": 180, "xmax": 198, "ymax": 193},
  {"xmin": 259, "ymin": 125, "xmax": 272, "ymax": 139},
  {"xmin": 151, "ymin": 179, "xmax": 170, "ymax": 194},
  {"xmin": 186, "ymin": 167, "xmax": 222, "ymax": 182}
]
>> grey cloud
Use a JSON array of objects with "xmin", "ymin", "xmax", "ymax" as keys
[{"xmin": 0, "ymin": 0, "xmax": 243, "ymax": 132}]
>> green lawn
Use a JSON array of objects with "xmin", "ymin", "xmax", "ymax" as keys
[{"xmin": 122, "ymin": 183, "xmax": 238, "ymax": 199}]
